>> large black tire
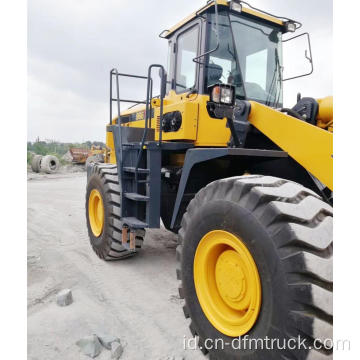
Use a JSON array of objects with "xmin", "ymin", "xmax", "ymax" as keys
[
  {"xmin": 31, "ymin": 154, "xmax": 43, "ymax": 173},
  {"xmin": 86, "ymin": 163, "xmax": 144, "ymax": 260},
  {"xmin": 40, "ymin": 155, "xmax": 60, "ymax": 174},
  {"xmin": 177, "ymin": 175, "xmax": 333, "ymax": 360}
]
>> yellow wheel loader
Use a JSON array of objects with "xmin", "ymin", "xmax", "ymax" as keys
[{"xmin": 85, "ymin": 1, "xmax": 333, "ymax": 359}]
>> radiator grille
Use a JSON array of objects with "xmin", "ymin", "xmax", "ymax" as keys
[{"xmin": 156, "ymin": 115, "xmax": 161, "ymax": 131}]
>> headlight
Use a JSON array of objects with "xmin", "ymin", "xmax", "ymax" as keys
[
  {"xmin": 220, "ymin": 87, "xmax": 234, "ymax": 104},
  {"xmin": 285, "ymin": 21, "xmax": 296, "ymax": 33},
  {"xmin": 210, "ymin": 85, "xmax": 235, "ymax": 105},
  {"xmin": 230, "ymin": 1, "xmax": 242, "ymax": 13}
]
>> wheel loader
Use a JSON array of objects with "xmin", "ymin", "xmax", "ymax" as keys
[{"xmin": 85, "ymin": 1, "xmax": 333, "ymax": 359}]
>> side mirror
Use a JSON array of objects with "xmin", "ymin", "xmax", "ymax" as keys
[{"xmin": 282, "ymin": 32, "xmax": 314, "ymax": 81}]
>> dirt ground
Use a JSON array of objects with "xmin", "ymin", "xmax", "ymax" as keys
[{"xmin": 27, "ymin": 172, "xmax": 204, "ymax": 360}]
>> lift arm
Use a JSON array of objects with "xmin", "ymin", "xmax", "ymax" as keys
[{"xmin": 248, "ymin": 101, "xmax": 333, "ymax": 191}]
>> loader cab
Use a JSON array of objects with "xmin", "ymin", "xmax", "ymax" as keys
[{"xmin": 163, "ymin": 1, "xmax": 302, "ymax": 108}]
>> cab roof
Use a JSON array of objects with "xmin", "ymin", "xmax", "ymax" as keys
[{"xmin": 162, "ymin": 0, "xmax": 284, "ymax": 39}]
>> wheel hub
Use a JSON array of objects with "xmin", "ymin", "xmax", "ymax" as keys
[
  {"xmin": 194, "ymin": 230, "xmax": 261, "ymax": 337},
  {"xmin": 88, "ymin": 189, "xmax": 104, "ymax": 237},
  {"xmin": 215, "ymin": 250, "xmax": 249, "ymax": 310}
]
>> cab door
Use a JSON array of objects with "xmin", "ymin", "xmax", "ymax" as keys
[{"xmin": 155, "ymin": 21, "xmax": 201, "ymax": 141}]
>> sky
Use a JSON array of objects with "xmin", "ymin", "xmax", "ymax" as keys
[{"xmin": 28, "ymin": 0, "xmax": 333, "ymax": 143}]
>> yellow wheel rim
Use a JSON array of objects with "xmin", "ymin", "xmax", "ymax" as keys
[
  {"xmin": 194, "ymin": 230, "xmax": 261, "ymax": 337},
  {"xmin": 88, "ymin": 189, "xmax": 104, "ymax": 237}
]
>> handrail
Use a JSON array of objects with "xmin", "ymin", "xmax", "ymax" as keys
[
  {"xmin": 110, "ymin": 71, "xmax": 149, "ymax": 126},
  {"xmin": 110, "ymin": 66, "xmax": 167, "ymax": 194},
  {"xmin": 115, "ymin": 72, "xmax": 148, "ymax": 80},
  {"xmin": 110, "ymin": 68, "xmax": 124, "ymax": 195},
  {"xmin": 110, "ymin": 98, "xmax": 146, "ymax": 104},
  {"xmin": 134, "ymin": 64, "xmax": 167, "ymax": 189}
]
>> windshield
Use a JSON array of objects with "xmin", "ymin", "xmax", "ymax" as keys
[{"xmin": 205, "ymin": 10, "xmax": 283, "ymax": 107}]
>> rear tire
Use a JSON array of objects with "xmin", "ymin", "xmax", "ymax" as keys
[
  {"xmin": 31, "ymin": 155, "xmax": 43, "ymax": 173},
  {"xmin": 40, "ymin": 155, "xmax": 60, "ymax": 174},
  {"xmin": 177, "ymin": 175, "xmax": 333, "ymax": 360},
  {"xmin": 86, "ymin": 163, "xmax": 144, "ymax": 260}
]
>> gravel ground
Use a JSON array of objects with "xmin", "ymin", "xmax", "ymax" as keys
[
  {"xmin": 27, "ymin": 163, "xmax": 85, "ymax": 181},
  {"xmin": 27, "ymin": 172, "xmax": 203, "ymax": 360}
]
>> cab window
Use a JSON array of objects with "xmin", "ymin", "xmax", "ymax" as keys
[
  {"xmin": 175, "ymin": 26, "xmax": 199, "ymax": 92},
  {"xmin": 166, "ymin": 40, "xmax": 173, "ymax": 93}
]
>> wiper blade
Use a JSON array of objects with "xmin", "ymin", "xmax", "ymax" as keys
[{"xmin": 265, "ymin": 48, "xmax": 282, "ymax": 106}]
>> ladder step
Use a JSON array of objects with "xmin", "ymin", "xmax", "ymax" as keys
[
  {"xmin": 122, "ymin": 143, "xmax": 141, "ymax": 149},
  {"xmin": 124, "ymin": 192, "xmax": 149, "ymax": 201},
  {"xmin": 122, "ymin": 143, "xmax": 139, "ymax": 147},
  {"xmin": 121, "ymin": 217, "xmax": 148, "ymax": 229},
  {"xmin": 123, "ymin": 166, "xmax": 150, "ymax": 174}
]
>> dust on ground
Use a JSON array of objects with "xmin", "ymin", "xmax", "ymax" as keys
[{"xmin": 28, "ymin": 172, "xmax": 203, "ymax": 360}]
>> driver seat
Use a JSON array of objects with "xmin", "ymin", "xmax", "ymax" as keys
[{"xmin": 207, "ymin": 63, "xmax": 223, "ymax": 87}]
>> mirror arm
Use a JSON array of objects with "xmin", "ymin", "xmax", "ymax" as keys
[
  {"xmin": 283, "ymin": 32, "xmax": 314, "ymax": 82},
  {"xmin": 193, "ymin": 0, "xmax": 220, "ymax": 65}
]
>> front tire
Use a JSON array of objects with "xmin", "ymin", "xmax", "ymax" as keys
[
  {"xmin": 86, "ymin": 164, "xmax": 144, "ymax": 260},
  {"xmin": 177, "ymin": 175, "xmax": 333, "ymax": 360}
]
